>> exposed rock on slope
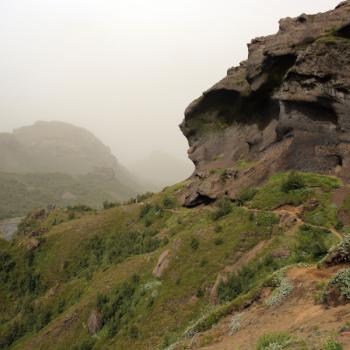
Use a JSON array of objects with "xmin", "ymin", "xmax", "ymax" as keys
[{"xmin": 180, "ymin": 1, "xmax": 350, "ymax": 206}]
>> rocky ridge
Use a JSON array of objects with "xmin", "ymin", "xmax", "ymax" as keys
[{"xmin": 180, "ymin": 1, "xmax": 350, "ymax": 207}]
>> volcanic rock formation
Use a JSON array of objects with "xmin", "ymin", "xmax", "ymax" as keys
[{"xmin": 180, "ymin": 1, "xmax": 350, "ymax": 207}]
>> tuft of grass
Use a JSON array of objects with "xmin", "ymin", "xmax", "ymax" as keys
[
  {"xmin": 322, "ymin": 339, "xmax": 343, "ymax": 350},
  {"xmin": 256, "ymin": 332, "xmax": 293, "ymax": 350}
]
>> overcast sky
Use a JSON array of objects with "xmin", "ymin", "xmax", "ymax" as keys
[{"xmin": 0, "ymin": 0, "xmax": 341, "ymax": 165}]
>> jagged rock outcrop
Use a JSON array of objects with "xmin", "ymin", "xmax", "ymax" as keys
[{"xmin": 179, "ymin": 1, "xmax": 350, "ymax": 206}]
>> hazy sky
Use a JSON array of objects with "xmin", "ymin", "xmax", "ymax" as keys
[{"xmin": 0, "ymin": 0, "xmax": 341, "ymax": 165}]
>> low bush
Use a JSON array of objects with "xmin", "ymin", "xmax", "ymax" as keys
[
  {"xmin": 256, "ymin": 332, "xmax": 293, "ymax": 350},
  {"xmin": 190, "ymin": 237, "xmax": 199, "ymax": 251},
  {"xmin": 103, "ymin": 200, "xmax": 120, "ymax": 209},
  {"xmin": 162, "ymin": 196, "xmax": 176, "ymax": 209},
  {"xmin": 323, "ymin": 268, "xmax": 350, "ymax": 305},
  {"xmin": 296, "ymin": 225, "xmax": 331, "ymax": 261},
  {"xmin": 97, "ymin": 277, "xmax": 140, "ymax": 338},
  {"xmin": 211, "ymin": 198, "xmax": 232, "ymax": 221},
  {"xmin": 281, "ymin": 172, "xmax": 306, "ymax": 193},
  {"xmin": 265, "ymin": 269, "xmax": 294, "ymax": 307},
  {"xmin": 236, "ymin": 187, "xmax": 258, "ymax": 206},
  {"xmin": 320, "ymin": 236, "xmax": 350, "ymax": 267},
  {"xmin": 322, "ymin": 339, "xmax": 343, "ymax": 350},
  {"xmin": 217, "ymin": 255, "xmax": 283, "ymax": 303}
]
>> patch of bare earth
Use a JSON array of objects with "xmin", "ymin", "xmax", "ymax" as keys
[{"xmin": 188, "ymin": 266, "xmax": 350, "ymax": 350}]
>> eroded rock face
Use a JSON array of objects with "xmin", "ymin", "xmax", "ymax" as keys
[{"xmin": 179, "ymin": 2, "xmax": 350, "ymax": 206}]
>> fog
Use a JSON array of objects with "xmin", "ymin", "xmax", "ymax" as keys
[{"xmin": 0, "ymin": 0, "xmax": 340, "ymax": 165}]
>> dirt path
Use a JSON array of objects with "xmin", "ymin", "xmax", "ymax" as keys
[{"xmin": 240, "ymin": 205, "xmax": 344, "ymax": 241}]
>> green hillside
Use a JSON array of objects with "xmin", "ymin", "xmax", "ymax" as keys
[
  {"xmin": 1, "ymin": 172, "xmax": 349, "ymax": 350},
  {"xmin": 0, "ymin": 170, "xmax": 135, "ymax": 220}
]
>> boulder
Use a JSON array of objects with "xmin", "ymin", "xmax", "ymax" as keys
[
  {"xmin": 87, "ymin": 309, "xmax": 102, "ymax": 335},
  {"xmin": 152, "ymin": 250, "xmax": 171, "ymax": 278}
]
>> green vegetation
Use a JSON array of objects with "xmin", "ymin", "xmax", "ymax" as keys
[
  {"xmin": 256, "ymin": 332, "xmax": 306, "ymax": 350},
  {"xmin": 211, "ymin": 198, "xmax": 233, "ymax": 221},
  {"xmin": 281, "ymin": 172, "xmax": 306, "ymax": 193},
  {"xmin": 296, "ymin": 225, "xmax": 334, "ymax": 262},
  {"xmin": 235, "ymin": 159, "xmax": 257, "ymax": 171},
  {"xmin": 236, "ymin": 187, "xmax": 258, "ymax": 206},
  {"xmin": 324, "ymin": 268, "xmax": 350, "ymax": 304},
  {"xmin": 0, "ymin": 172, "xmax": 347, "ymax": 349},
  {"xmin": 0, "ymin": 171, "xmax": 135, "ymax": 220},
  {"xmin": 265, "ymin": 269, "xmax": 294, "ymax": 307},
  {"xmin": 322, "ymin": 339, "xmax": 343, "ymax": 350},
  {"xmin": 248, "ymin": 172, "xmax": 340, "ymax": 211}
]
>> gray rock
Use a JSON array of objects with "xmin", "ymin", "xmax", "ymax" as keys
[{"xmin": 179, "ymin": 2, "xmax": 350, "ymax": 206}]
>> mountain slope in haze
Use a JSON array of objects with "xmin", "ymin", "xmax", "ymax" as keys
[
  {"xmin": 1, "ymin": 121, "xmax": 127, "ymax": 175},
  {"xmin": 129, "ymin": 151, "xmax": 194, "ymax": 191},
  {"xmin": 0, "ymin": 121, "xmax": 142, "ymax": 218},
  {"xmin": 2, "ymin": 2, "xmax": 350, "ymax": 350}
]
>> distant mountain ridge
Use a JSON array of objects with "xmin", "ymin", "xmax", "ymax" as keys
[
  {"xmin": 0, "ymin": 121, "xmax": 121, "ymax": 175},
  {"xmin": 0, "ymin": 121, "xmax": 142, "ymax": 218}
]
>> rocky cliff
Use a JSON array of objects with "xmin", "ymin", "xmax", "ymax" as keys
[{"xmin": 180, "ymin": 1, "xmax": 350, "ymax": 207}]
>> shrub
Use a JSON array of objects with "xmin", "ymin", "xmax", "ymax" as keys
[
  {"xmin": 162, "ymin": 196, "xmax": 176, "ymax": 209},
  {"xmin": 196, "ymin": 289, "xmax": 204, "ymax": 298},
  {"xmin": 214, "ymin": 238, "xmax": 224, "ymax": 246},
  {"xmin": 320, "ymin": 236, "xmax": 350, "ymax": 267},
  {"xmin": 139, "ymin": 204, "xmax": 163, "ymax": 225},
  {"xmin": 129, "ymin": 325, "xmax": 140, "ymax": 339},
  {"xmin": 136, "ymin": 192, "xmax": 153, "ymax": 202},
  {"xmin": 190, "ymin": 238, "xmax": 199, "ymax": 251},
  {"xmin": 281, "ymin": 172, "xmax": 306, "ymax": 193},
  {"xmin": 322, "ymin": 339, "xmax": 343, "ymax": 350},
  {"xmin": 256, "ymin": 332, "xmax": 292, "ymax": 350},
  {"xmin": 98, "ymin": 277, "xmax": 140, "ymax": 338},
  {"xmin": 103, "ymin": 200, "xmax": 120, "ymax": 209},
  {"xmin": 265, "ymin": 270, "xmax": 294, "ymax": 307},
  {"xmin": 214, "ymin": 224, "xmax": 222, "ymax": 233},
  {"xmin": 72, "ymin": 338, "xmax": 96, "ymax": 350},
  {"xmin": 296, "ymin": 225, "xmax": 330, "ymax": 261},
  {"xmin": 228, "ymin": 313, "xmax": 241, "ymax": 335},
  {"xmin": 67, "ymin": 205, "xmax": 93, "ymax": 212},
  {"xmin": 324, "ymin": 268, "xmax": 350, "ymax": 305},
  {"xmin": 236, "ymin": 187, "xmax": 258, "ymax": 206},
  {"xmin": 220, "ymin": 169, "xmax": 228, "ymax": 183},
  {"xmin": 217, "ymin": 275, "xmax": 242, "ymax": 302},
  {"xmin": 211, "ymin": 198, "xmax": 232, "ymax": 221}
]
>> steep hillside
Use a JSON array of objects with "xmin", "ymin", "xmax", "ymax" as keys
[
  {"xmin": 1, "ymin": 172, "xmax": 350, "ymax": 350},
  {"xmin": 0, "ymin": 121, "xmax": 142, "ymax": 218},
  {"xmin": 0, "ymin": 170, "xmax": 135, "ymax": 220},
  {"xmin": 2, "ymin": 2, "xmax": 350, "ymax": 350}
]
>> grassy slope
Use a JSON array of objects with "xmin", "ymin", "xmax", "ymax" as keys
[
  {"xmin": 0, "ymin": 172, "xmax": 136, "ymax": 220},
  {"xmin": 1, "ymin": 172, "xmax": 349, "ymax": 350}
]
